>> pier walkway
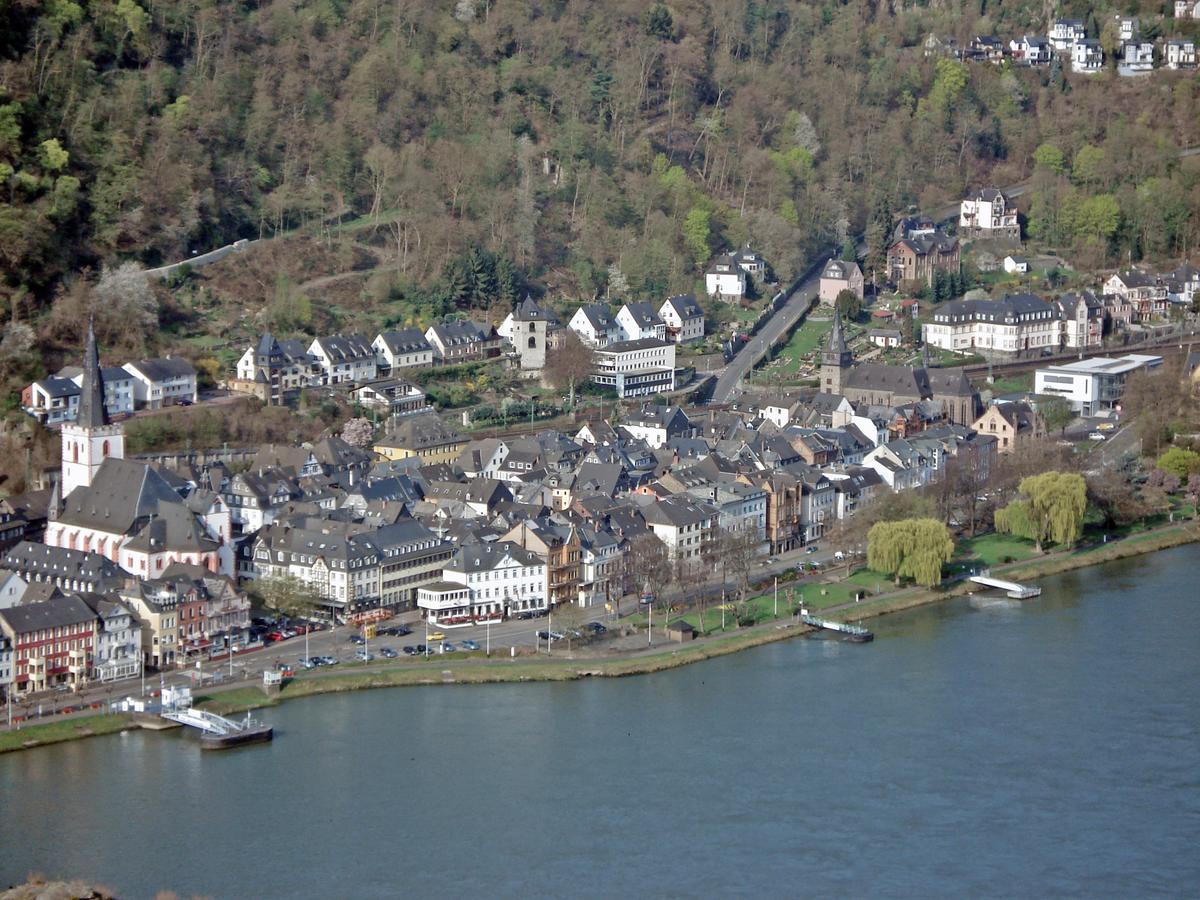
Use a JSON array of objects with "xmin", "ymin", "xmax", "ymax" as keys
[{"xmin": 968, "ymin": 574, "xmax": 1042, "ymax": 599}]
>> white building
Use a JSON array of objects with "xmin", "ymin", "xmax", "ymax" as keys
[
  {"xmin": 1165, "ymin": 39, "xmax": 1197, "ymax": 69},
  {"xmin": 922, "ymin": 294, "xmax": 1060, "ymax": 357},
  {"xmin": 621, "ymin": 404, "xmax": 692, "ymax": 449},
  {"xmin": 122, "ymin": 358, "xmax": 198, "ymax": 409},
  {"xmin": 1177, "ymin": 0, "xmax": 1200, "ymax": 20},
  {"xmin": 1072, "ymin": 39, "xmax": 1103, "ymax": 73},
  {"xmin": 422, "ymin": 540, "xmax": 547, "ymax": 623},
  {"xmin": 87, "ymin": 596, "xmax": 142, "ymax": 683},
  {"xmin": 1049, "ymin": 19, "xmax": 1085, "ymax": 52},
  {"xmin": 705, "ymin": 253, "xmax": 747, "ymax": 299},
  {"xmin": 641, "ymin": 496, "xmax": 718, "ymax": 563},
  {"xmin": 616, "ymin": 302, "xmax": 667, "ymax": 342},
  {"xmin": 568, "ymin": 304, "xmax": 622, "ymax": 348},
  {"xmin": 500, "ymin": 297, "xmax": 558, "ymax": 372},
  {"xmin": 1118, "ymin": 40, "xmax": 1155, "ymax": 75},
  {"xmin": 591, "ymin": 339, "xmax": 677, "ymax": 398},
  {"xmin": 960, "ymin": 189, "xmax": 1020, "ymax": 240},
  {"xmin": 1003, "ymin": 255, "xmax": 1029, "ymax": 274},
  {"xmin": 307, "ymin": 334, "xmax": 377, "ymax": 385},
  {"xmin": 1034, "ymin": 354, "xmax": 1162, "ymax": 415},
  {"xmin": 1010, "ymin": 35, "xmax": 1052, "ymax": 65},
  {"xmin": 658, "ymin": 295, "xmax": 705, "ymax": 344},
  {"xmin": 372, "ymin": 330, "xmax": 433, "ymax": 373},
  {"xmin": 1055, "ymin": 291, "xmax": 1104, "ymax": 350}
]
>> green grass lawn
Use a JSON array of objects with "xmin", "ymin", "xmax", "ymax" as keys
[
  {"xmin": 774, "ymin": 318, "xmax": 834, "ymax": 373},
  {"xmin": 956, "ymin": 533, "xmax": 1040, "ymax": 567},
  {"xmin": 987, "ymin": 374, "xmax": 1033, "ymax": 395}
]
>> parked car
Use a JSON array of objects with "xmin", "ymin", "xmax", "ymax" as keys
[
  {"xmin": 402, "ymin": 646, "xmax": 417, "ymax": 655},
  {"xmin": 349, "ymin": 634, "xmax": 365, "ymax": 645},
  {"xmin": 517, "ymin": 610, "xmax": 538, "ymax": 620},
  {"xmin": 461, "ymin": 640, "xmax": 480, "ymax": 651},
  {"xmin": 833, "ymin": 551, "xmax": 846, "ymax": 562},
  {"xmin": 806, "ymin": 545, "xmax": 819, "ymax": 554},
  {"xmin": 441, "ymin": 642, "xmax": 456, "ymax": 652},
  {"xmin": 393, "ymin": 625, "xmax": 412, "ymax": 636},
  {"xmin": 585, "ymin": 622, "xmax": 607, "ymax": 634},
  {"xmin": 427, "ymin": 631, "xmax": 445, "ymax": 642},
  {"xmin": 1088, "ymin": 431, "xmax": 1106, "ymax": 441},
  {"xmin": 355, "ymin": 651, "xmax": 374, "ymax": 662},
  {"xmin": 379, "ymin": 647, "xmax": 398, "ymax": 659}
]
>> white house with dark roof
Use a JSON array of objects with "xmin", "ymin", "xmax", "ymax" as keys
[
  {"xmin": 923, "ymin": 294, "xmax": 1059, "ymax": 356},
  {"xmin": 960, "ymin": 188, "xmax": 1020, "ymax": 240},
  {"xmin": 424, "ymin": 320, "xmax": 501, "ymax": 362},
  {"xmin": 641, "ymin": 495, "xmax": 718, "ymax": 562},
  {"xmin": 616, "ymin": 302, "xmax": 667, "ymax": 342},
  {"xmin": 1118, "ymin": 40, "xmax": 1155, "ymax": 75},
  {"xmin": 1055, "ymin": 291, "xmax": 1103, "ymax": 349},
  {"xmin": 705, "ymin": 253, "xmax": 748, "ymax": 299},
  {"xmin": 307, "ymin": 334, "xmax": 377, "ymax": 384},
  {"xmin": 372, "ymin": 329, "xmax": 433, "ymax": 373},
  {"xmin": 422, "ymin": 540, "xmax": 547, "ymax": 622},
  {"xmin": 1010, "ymin": 35, "xmax": 1052, "ymax": 65},
  {"xmin": 1049, "ymin": 18, "xmax": 1085, "ymax": 52},
  {"xmin": 235, "ymin": 334, "xmax": 320, "ymax": 403},
  {"xmin": 1176, "ymin": 0, "xmax": 1200, "ymax": 20},
  {"xmin": 658, "ymin": 295, "xmax": 705, "ymax": 344},
  {"xmin": 1164, "ymin": 38, "xmax": 1197, "ymax": 69},
  {"xmin": 1072, "ymin": 39, "xmax": 1103, "ymax": 73},
  {"xmin": 568, "ymin": 303, "xmax": 622, "ymax": 348},
  {"xmin": 121, "ymin": 357, "xmax": 198, "ymax": 409}
]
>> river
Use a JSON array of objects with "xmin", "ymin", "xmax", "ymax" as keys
[{"xmin": 2, "ymin": 545, "xmax": 1198, "ymax": 898}]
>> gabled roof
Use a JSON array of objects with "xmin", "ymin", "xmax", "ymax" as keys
[
  {"xmin": 661, "ymin": 294, "xmax": 704, "ymax": 320},
  {"xmin": 0, "ymin": 593, "xmax": 97, "ymax": 635},
  {"xmin": 375, "ymin": 329, "xmax": 432, "ymax": 355},
  {"xmin": 124, "ymin": 357, "xmax": 198, "ymax": 381},
  {"xmin": 573, "ymin": 304, "xmax": 618, "ymax": 332},
  {"xmin": 58, "ymin": 458, "xmax": 188, "ymax": 534},
  {"xmin": 311, "ymin": 333, "xmax": 374, "ymax": 362},
  {"xmin": 620, "ymin": 302, "xmax": 664, "ymax": 329}
]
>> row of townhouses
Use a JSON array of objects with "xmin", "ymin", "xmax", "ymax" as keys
[
  {"xmin": 929, "ymin": 15, "xmax": 1198, "ymax": 75},
  {"xmin": 22, "ymin": 356, "xmax": 198, "ymax": 426}
]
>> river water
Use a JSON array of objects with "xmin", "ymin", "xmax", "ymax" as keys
[{"xmin": 2, "ymin": 546, "xmax": 1198, "ymax": 898}]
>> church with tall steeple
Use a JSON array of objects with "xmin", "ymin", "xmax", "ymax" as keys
[
  {"xmin": 817, "ymin": 310, "xmax": 980, "ymax": 426},
  {"xmin": 60, "ymin": 320, "xmax": 125, "ymax": 496},
  {"xmin": 46, "ymin": 323, "xmax": 234, "ymax": 577}
]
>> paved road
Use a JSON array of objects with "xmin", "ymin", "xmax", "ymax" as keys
[
  {"xmin": 710, "ymin": 258, "xmax": 830, "ymax": 403},
  {"xmin": 705, "ymin": 146, "xmax": 1200, "ymax": 408}
]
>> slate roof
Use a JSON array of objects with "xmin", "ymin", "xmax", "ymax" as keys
[
  {"xmin": 124, "ymin": 356, "xmax": 198, "ymax": 381},
  {"xmin": 574, "ymin": 304, "xmax": 618, "ymax": 331},
  {"xmin": 77, "ymin": 321, "xmax": 107, "ymax": 428},
  {"xmin": 512, "ymin": 297, "xmax": 559, "ymax": 323},
  {"xmin": 661, "ymin": 294, "xmax": 704, "ymax": 321},
  {"xmin": 376, "ymin": 329, "xmax": 432, "ymax": 355},
  {"xmin": 2, "ymin": 541, "xmax": 125, "ymax": 588},
  {"xmin": 622, "ymin": 302, "xmax": 664, "ymax": 329},
  {"xmin": 0, "ymin": 593, "xmax": 97, "ymax": 635}
]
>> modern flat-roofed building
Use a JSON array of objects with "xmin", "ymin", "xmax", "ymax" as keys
[
  {"xmin": 1034, "ymin": 354, "xmax": 1162, "ymax": 415},
  {"xmin": 591, "ymin": 338, "xmax": 678, "ymax": 399}
]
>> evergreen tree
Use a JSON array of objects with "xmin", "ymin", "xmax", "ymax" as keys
[
  {"xmin": 466, "ymin": 246, "xmax": 497, "ymax": 308},
  {"xmin": 495, "ymin": 255, "xmax": 519, "ymax": 303},
  {"xmin": 442, "ymin": 259, "xmax": 470, "ymax": 308}
]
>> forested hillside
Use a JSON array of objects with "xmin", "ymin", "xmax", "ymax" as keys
[{"xmin": 1, "ymin": 0, "xmax": 1199, "ymax": 350}]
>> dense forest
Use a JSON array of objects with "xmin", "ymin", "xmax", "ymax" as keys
[{"xmin": 1, "ymin": 0, "xmax": 1199, "ymax": 357}]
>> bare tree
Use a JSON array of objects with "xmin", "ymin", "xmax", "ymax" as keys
[{"xmin": 544, "ymin": 329, "xmax": 597, "ymax": 407}]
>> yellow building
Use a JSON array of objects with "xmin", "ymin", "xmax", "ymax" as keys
[{"xmin": 373, "ymin": 413, "xmax": 467, "ymax": 465}]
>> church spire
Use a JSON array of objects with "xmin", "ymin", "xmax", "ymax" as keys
[
  {"xmin": 819, "ymin": 308, "xmax": 854, "ymax": 395},
  {"xmin": 76, "ymin": 317, "xmax": 107, "ymax": 429}
]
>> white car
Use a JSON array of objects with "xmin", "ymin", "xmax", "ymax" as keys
[{"xmin": 1088, "ymin": 432, "xmax": 1106, "ymax": 441}]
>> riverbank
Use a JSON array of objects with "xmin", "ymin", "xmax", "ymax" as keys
[{"xmin": 3, "ymin": 521, "xmax": 1196, "ymax": 754}]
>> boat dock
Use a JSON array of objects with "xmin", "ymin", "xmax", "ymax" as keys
[
  {"xmin": 968, "ymin": 574, "xmax": 1042, "ymax": 599},
  {"xmin": 159, "ymin": 686, "xmax": 273, "ymax": 749},
  {"xmin": 802, "ymin": 614, "xmax": 874, "ymax": 643}
]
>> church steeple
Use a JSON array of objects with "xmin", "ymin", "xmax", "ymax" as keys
[
  {"xmin": 820, "ymin": 309, "xmax": 854, "ymax": 394},
  {"xmin": 77, "ymin": 318, "xmax": 107, "ymax": 428},
  {"xmin": 61, "ymin": 317, "xmax": 124, "ymax": 497}
]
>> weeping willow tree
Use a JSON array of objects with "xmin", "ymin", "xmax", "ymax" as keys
[
  {"xmin": 995, "ymin": 472, "xmax": 1088, "ymax": 553},
  {"xmin": 866, "ymin": 518, "xmax": 955, "ymax": 587}
]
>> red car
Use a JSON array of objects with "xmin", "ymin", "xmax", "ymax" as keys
[{"xmin": 266, "ymin": 631, "xmax": 285, "ymax": 642}]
